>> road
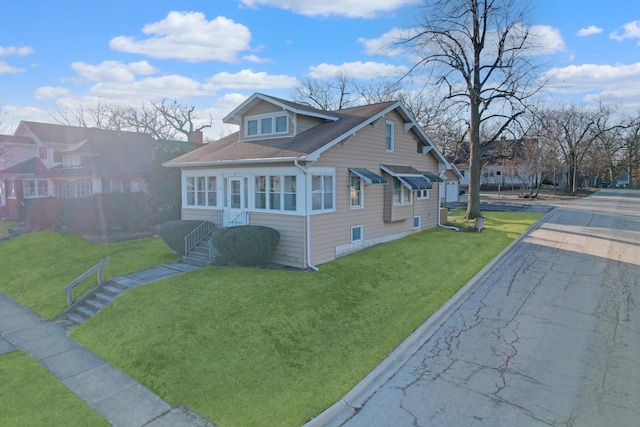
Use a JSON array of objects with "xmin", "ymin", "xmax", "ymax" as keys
[{"xmin": 341, "ymin": 190, "xmax": 640, "ymax": 426}]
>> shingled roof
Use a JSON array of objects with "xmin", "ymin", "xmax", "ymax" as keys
[{"xmin": 165, "ymin": 100, "xmax": 399, "ymax": 167}]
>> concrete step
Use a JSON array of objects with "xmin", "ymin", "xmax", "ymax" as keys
[
  {"xmin": 67, "ymin": 311, "xmax": 88, "ymax": 324},
  {"xmin": 102, "ymin": 284, "xmax": 125, "ymax": 296},
  {"xmin": 85, "ymin": 298, "xmax": 106, "ymax": 311},
  {"xmin": 95, "ymin": 292, "xmax": 116, "ymax": 303},
  {"xmin": 77, "ymin": 305, "xmax": 97, "ymax": 317}
]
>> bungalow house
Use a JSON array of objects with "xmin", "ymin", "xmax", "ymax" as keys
[
  {"xmin": 164, "ymin": 93, "xmax": 461, "ymax": 270},
  {"xmin": 0, "ymin": 121, "xmax": 156, "ymax": 219}
]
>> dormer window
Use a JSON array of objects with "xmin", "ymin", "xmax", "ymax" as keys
[{"xmin": 245, "ymin": 113, "xmax": 289, "ymax": 137}]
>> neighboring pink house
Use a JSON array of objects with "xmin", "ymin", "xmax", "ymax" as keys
[
  {"xmin": 164, "ymin": 93, "xmax": 461, "ymax": 270},
  {"xmin": 0, "ymin": 121, "xmax": 155, "ymax": 218}
]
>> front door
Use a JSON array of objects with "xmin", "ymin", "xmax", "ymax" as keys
[{"xmin": 226, "ymin": 177, "xmax": 247, "ymax": 226}]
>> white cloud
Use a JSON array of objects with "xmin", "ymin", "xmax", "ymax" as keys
[
  {"xmin": 110, "ymin": 12, "xmax": 254, "ymax": 62},
  {"xmin": 0, "ymin": 61, "xmax": 25, "ymax": 74},
  {"xmin": 577, "ymin": 26, "xmax": 603, "ymax": 37},
  {"xmin": 610, "ymin": 20, "xmax": 640, "ymax": 42},
  {"xmin": 308, "ymin": 61, "xmax": 409, "ymax": 79},
  {"xmin": 0, "ymin": 46, "xmax": 34, "ymax": 57},
  {"xmin": 242, "ymin": 54, "xmax": 271, "ymax": 63},
  {"xmin": 34, "ymin": 86, "xmax": 71, "ymax": 101},
  {"xmin": 240, "ymin": 0, "xmax": 420, "ymax": 18},
  {"xmin": 87, "ymin": 75, "xmax": 210, "ymax": 101},
  {"xmin": 359, "ymin": 27, "xmax": 414, "ymax": 57},
  {"xmin": 71, "ymin": 60, "xmax": 157, "ymax": 83},
  {"xmin": 541, "ymin": 62, "xmax": 640, "ymax": 94},
  {"xmin": 204, "ymin": 69, "xmax": 299, "ymax": 90},
  {"xmin": 527, "ymin": 25, "xmax": 565, "ymax": 55}
]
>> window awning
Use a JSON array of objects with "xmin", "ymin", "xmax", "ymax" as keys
[
  {"xmin": 349, "ymin": 168, "xmax": 388, "ymax": 184},
  {"xmin": 423, "ymin": 171, "xmax": 444, "ymax": 182},
  {"xmin": 380, "ymin": 164, "xmax": 432, "ymax": 190},
  {"xmin": 398, "ymin": 175, "xmax": 432, "ymax": 190}
]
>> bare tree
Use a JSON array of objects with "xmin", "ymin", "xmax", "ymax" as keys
[
  {"xmin": 622, "ymin": 114, "xmax": 640, "ymax": 188},
  {"xmin": 149, "ymin": 99, "xmax": 212, "ymax": 143},
  {"xmin": 291, "ymin": 72, "xmax": 356, "ymax": 111},
  {"xmin": 402, "ymin": 0, "xmax": 544, "ymax": 219}
]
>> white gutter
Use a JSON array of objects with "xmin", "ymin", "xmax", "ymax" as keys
[{"xmin": 294, "ymin": 159, "xmax": 320, "ymax": 272}]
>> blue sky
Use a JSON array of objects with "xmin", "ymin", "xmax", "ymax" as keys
[{"xmin": 1, "ymin": 0, "xmax": 638, "ymax": 138}]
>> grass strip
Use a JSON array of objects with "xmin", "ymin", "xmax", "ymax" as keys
[{"xmin": 0, "ymin": 350, "xmax": 109, "ymax": 426}]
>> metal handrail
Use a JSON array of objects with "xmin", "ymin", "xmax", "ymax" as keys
[
  {"xmin": 62, "ymin": 257, "xmax": 111, "ymax": 307},
  {"xmin": 228, "ymin": 211, "xmax": 249, "ymax": 227},
  {"xmin": 184, "ymin": 211, "xmax": 222, "ymax": 257}
]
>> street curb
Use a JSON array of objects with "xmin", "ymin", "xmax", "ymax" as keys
[{"xmin": 304, "ymin": 208, "xmax": 557, "ymax": 427}]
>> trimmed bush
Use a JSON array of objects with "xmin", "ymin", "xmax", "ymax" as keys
[
  {"xmin": 211, "ymin": 225, "xmax": 280, "ymax": 267},
  {"xmin": 160, "ymin": 220, "xmax": 205, "ymax": 256}
]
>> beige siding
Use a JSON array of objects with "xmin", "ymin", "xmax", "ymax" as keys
[
  {"xmin": 181, "ymin": 207, "xmax": 306, "ymax": 269},
  {"xmin": 296, "ymin": 115, "xmax": 326, "ymax": 134},
  {"xmin": 309, "ymin": 110, "xmax": 441, "ymax": 266}
]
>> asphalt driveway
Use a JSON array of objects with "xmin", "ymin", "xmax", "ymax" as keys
[{"xmin": 314, "ymin": 189, "xmax": 640, "ymax": 426}]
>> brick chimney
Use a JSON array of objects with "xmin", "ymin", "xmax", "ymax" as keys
[{"xmin": 192, "ymin": 130, "xmax": 204, "ymax": 144}]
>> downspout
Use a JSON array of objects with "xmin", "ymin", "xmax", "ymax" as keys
[
  {"xmin": 437, "ymin": 176, "xmax": 460, "ymax": 231},
  {"xmin": 294, "ymin": 160, "xmax": 320, "ymax": 271}
]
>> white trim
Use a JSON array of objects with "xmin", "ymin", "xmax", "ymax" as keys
[
  {"xmin": 385, "ymin": 120, "xmax": 395, "ymax": 153},
  {"xmin": 223, "ymin": 93, "xmax": 339, "ymax": 124},
  {"xmin": 244, "ymin": 111, "xmax": 290, "ymax": 138}
]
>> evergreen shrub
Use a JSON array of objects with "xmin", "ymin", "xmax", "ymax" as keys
[{"xmin": 211, "ymin": 225, "xmax": 280, "ymax": 266}]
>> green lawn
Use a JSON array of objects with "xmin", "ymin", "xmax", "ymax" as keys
[
  {"xmin": 0, "ymin": 232, "xmax": 175, "ymax": 319},
  {"xmin": 0, "ymin": 220, "xmax": 16, "ymax": 237},
  {"xmin": 0, "ymin": 351, "xmax": 109, "ymax": 426},
  {"xmin": 68, "ymin": 210, "xmax": 542, "ymax": 426}
]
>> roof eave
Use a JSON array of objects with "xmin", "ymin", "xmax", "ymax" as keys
[{"xmin": 163, "ymin": 156, "xmax": 309, "ymax": 168}]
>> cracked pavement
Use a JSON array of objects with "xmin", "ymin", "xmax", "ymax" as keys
[{"xmin": 342, "ymin": 190, "xmax": 640, "ymax": 426}]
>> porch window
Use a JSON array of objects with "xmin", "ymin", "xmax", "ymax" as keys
[
  {"xmin": 254, "ymin": 174, "xmax": 297, "ymax": 212},
  {"xmin": 62, "ymin": 154, "xmax": 81, "ymax": 168},
  {"xmin": 102, "ymin": 178, "xmax": 130, "ymax": 193},
  {"xmin": 185, "ymin": 176, "xmax": 217, "ymax": 207},
  {"xmin": 56, "ymin": 180, "xmax": 92, "ymax": 198},
  {"xmin": 23, "ymin": 179, "xmax": 49, "ymax": 198},
  {"xmin": 312, "ymin": 174, "xmax": 334, "ymax": 211}
]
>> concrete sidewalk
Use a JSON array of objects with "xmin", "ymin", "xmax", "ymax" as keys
[{"xmin": 0, "ymin": 264, "xmax": 214, "ymax": 427}]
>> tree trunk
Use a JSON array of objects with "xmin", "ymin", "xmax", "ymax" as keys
[{"xmin": 465, "ymin": 105, "xmax": 483, "ymax": 219}]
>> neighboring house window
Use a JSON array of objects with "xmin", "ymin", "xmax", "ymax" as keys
[
  {"xmin": 254, "ymin": 174, "xmax": 296, "ymax": 211},
  {"xmin": 102, "ymin": 179, "xmax": 131, "ymax": 193},
  {"xmin": 56, "ymin": 180, "xmax": 92, "ymax": 198},
  {"xmin": 312, "ymin": 174, "xmax": 334, "ymax": 211},
  {"xmin": 185, "ymin": 176, "xmax": 217, "ymax": 207},
  {"xmin": 393, "ymin": 177, "xmax": 412, "ymax": 205},
  {"xmin": 62, "ymin": 154, "xmax": 81, "ymax": 167},
  {"xmin": 8, "ymin": 180, "xmax": 15, "ymax": 198},
  {"xmin": 413, "ymin": 216, "xmax": 421, "ymax": 229},
  {"xmin": 416, "ymin": 189, "xmax": 429, "ymax": 199},
  {"xmin": 385, "ymin": 121, "xmax": 394, "ymax": 152},
  {"xmin": 351, "ymin": 225, "xmax": 363, "ymax": 243},
  {"xmin": 350, "ymin": 173, "xmax": 363, "ymax": 209},
  {"xmin": 244, "ymin": 113, "xmax": 289, "ymax": 137},
  {"xmin": 23, "ymin": 179, "xmax": 49, "ymax": 198},
  {"xmin": 39, "ymin": 146, "xmax": 47, "ymax": 160}
]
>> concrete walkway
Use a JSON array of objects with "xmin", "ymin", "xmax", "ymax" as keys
[{"xmin": 0, "ymin": 263, "xmax": 214, "ymax": 427}]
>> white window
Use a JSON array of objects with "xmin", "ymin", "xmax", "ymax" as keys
[
  {"xmin": 413, "ymin": 216, "xmax": 421, "ymax": 229},
  {"xmin": 62, "ymin": 154, "xmax": 81, "ymax": 167},
  {"xmin": 244, "ymin": 113, "xmax": 289, "ymax": 137},
  {"xmin": 56, "ymin": 180, "xmax": 92, "ymax": 198},
  {"xmin": 351, "ymin": 225, "xmax": 363, "ymax": 243},
  {"xmin": 350, "ymin": 173, "xmax": 363, "ymax": 209},
  {"xmin": 393, "ymin": 177, "xmax": 412, "ymax": 206},
  {"xmin": 416, "ymin": 189, "xmax": 429, "ymax": 199},
  {"xmin": 185, "ymin": 176, "xmax": 217, "ymax": 207},
  {"xmin": 254, "ymin": 174, "xmax": 296, "ymax": 212},
  {"xmin": 312, "ymin": 174, "xmax": 334, "ymax": 211},
  {"xmin": 23, "ymin": 179, "xmax": 49, "ymax": 198},
  {"xmin": 102, "ymin": 179, "xmax": 131, "ymax": 193},
  {"xmin": 39, "ymin": 146, "xmax": 47, "ymax": 160},
  {"xmin": 385, "ymin": 121, "xmax": 394, "ymax": 152}
]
